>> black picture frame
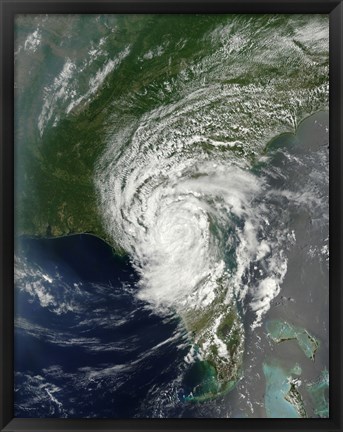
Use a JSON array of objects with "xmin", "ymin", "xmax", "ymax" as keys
[{"xmin": 1, "ymin": 0, "xmax": 342, "ymax": 431}]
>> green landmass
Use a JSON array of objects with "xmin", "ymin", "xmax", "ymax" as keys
[
  {"xmin": 15, "ymin": 14, "xmax": 329, "ymax": 244},
  {"xmin": 182, "ymin": 299, "xmax": 244, "ymax": 401},
  {"xmin": 15, "ymin": 14, "xmax": 329, "ymax": 401}
]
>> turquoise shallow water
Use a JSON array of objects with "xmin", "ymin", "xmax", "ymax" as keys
[
  {"xmin": 263, "ymin": 363, "xmax": 301, "ymax": 418},
  {"xmin": 229, "ymin": 111, "xmax": 329, "ymax": 418},
  {"xmin": 14, "ymin": 14, "xmax": 329, "ymax": 418},
  {"xmin": 307, "ymin": 369, "xmax": 329, "ymax": 418},
  {"xmin": 266, "ymin": 320, "xmax": 319, "ymax": 360},
  {"xmin": 14, "ymin": 112, "xmax": 330, "ymax": 418}
]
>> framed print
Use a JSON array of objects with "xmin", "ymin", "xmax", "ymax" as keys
[{"xmin": 1, "ymin": 0, "xmax": 342, "ymax": 431}]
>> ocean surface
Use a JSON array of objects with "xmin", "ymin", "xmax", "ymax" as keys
[
  {"xmin": 14, "ymin": 111, "xmax": 329, "ymax": 418},
  {"xmin": 15, "ymin": 234, "xmax": 190, "ymax": 418},
  {"xmin": 14, "ymin": 13, "xmax": 329, "ymax": 418}
]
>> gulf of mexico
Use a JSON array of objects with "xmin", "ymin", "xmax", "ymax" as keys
[{"xmin": 14, "ymin": 234, "xmax": 188, "ymax": 418}]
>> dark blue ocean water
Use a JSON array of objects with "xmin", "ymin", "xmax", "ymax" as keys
[
  {"xmin": 14, "ymin": 112, "xmax": 330, "ymax": 419},
  {"xmin": 14, "ymin": 234, "xmax": 189, "ymax": 418}
]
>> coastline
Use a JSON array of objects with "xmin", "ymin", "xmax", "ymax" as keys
[{"xmin": 15, "ymin": 108, "xmax": 329, "ymax": 259}]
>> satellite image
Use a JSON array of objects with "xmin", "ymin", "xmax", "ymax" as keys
[{"xmin": 14, "ymin": 14, "xmax": 329, "ymax": 418}]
